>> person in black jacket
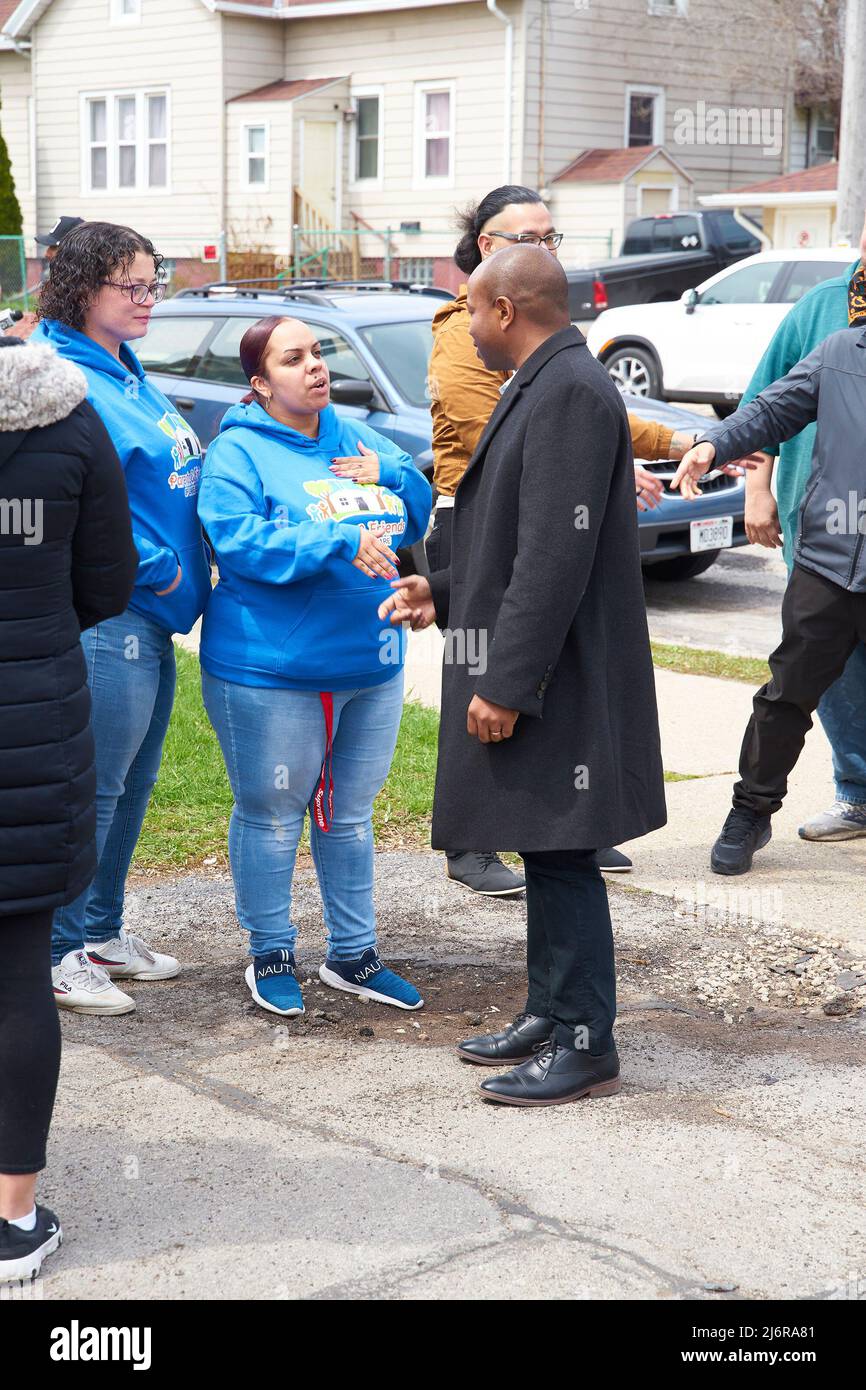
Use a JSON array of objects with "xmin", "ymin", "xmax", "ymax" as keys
[
  {"xmin": 0, "ymin": 336, "xmax": 136, "ymax": 1283},
  {"xmin": 380, "ymin": 247, "xmax": 667, "ymax": 1107}
]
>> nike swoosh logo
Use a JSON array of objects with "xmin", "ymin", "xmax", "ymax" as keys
[{"xmin": 47, "ymin": 1224, "xmax": 57, "ymax": 1234}]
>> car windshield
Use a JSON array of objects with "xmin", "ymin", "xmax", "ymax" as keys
[{"xmin": 358, "ymin": 318, "xmax": 434, "ymax": 407}]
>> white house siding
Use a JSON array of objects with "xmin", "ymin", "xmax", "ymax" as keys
[
  {"xmin": 221, "ymin": 13, "xmax": 284, "ymax": 102},
  {"xmin": 276, "ymin": 0, "xmax": 523, "ymax": 266},
  {"xmin": 225, "ymin": 96, "xmax": 294, "ymax": 255},
  {"xmin": 31, "ymin": 0, "xmax": 223, "ymax": 259},
  {"xmin": 548, "ymin": 181, "xmax": 622, "ymax": 267},
  {"xmin": 522, "ymin": 0, "xmax": 794, "ymax": 200},
  {"xmin": 0, "ymin": 52, "xmax": 35, "ymax": 243}
]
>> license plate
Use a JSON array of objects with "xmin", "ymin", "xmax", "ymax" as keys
[{"xmin": 690, "ymin": 516, "xmax": 733, "ymax": 552}]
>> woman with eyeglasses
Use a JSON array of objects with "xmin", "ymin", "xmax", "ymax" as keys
[
  {"xmin": 428, "ymin": 185, "xmax": 700, "ymax": 889},
  {"xmin": 32, "ymin": 222, "xmax": 212, "ymax": 1015}
]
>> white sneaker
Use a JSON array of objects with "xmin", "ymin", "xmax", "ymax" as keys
[
  {"xmin": 85, "ymin": 928, "xmax": 180, "ymax": 981},
  {"xmin": 52, "ymin": 950, "xmax": 135, "ymax": 1015}
]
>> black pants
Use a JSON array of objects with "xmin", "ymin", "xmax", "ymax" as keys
[
  {"xmin": 0, "ymin": 910, "xmax": 61, "ymax": 1174},
  {"xmin": 520, "ymin": 849, "xmax": 616, "ymax": 1055},
  {"xmin": 735, "ymin": 564, "xmax": 866, "ymax": 817}
]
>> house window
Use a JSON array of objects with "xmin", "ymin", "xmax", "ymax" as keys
[
  {"xmin": 626, "ymin": 86, "xmax": 664, "ymax": 147},
  {"xmin": 353, "ymin": 93, "xmax": 381, "ymax": 181},
  {"xmin": 416, "ymin": 83, "xmax": 454, "ymax": 183},
  {"xmin": 111, "ymin": 0, "xmax": 142, "ymax": 22},
  {"xmin": 807, "ymin": 109, "xmax": 837, "ymax": 167},
  {"xmin": 147, "ymin": 93, "xmax": 168, "ymax": 187},
  {"xmin": 243, "ymin": 124, "xmax": 268, "ymax": 189},
  {"xmin": 83, "ymin": 90, "xmax": 170, "ymax": 193},
  {"xmin": 398, "ymin": 257, "xmax": 434, "ymax": 285}
]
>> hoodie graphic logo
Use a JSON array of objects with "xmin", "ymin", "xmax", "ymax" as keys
[
  {"xmin": 159, "ymin": 412, "xmax": 202, "ymax": 496},
  {"xmin": 302, "ymin": 479, "xmax": 405, "ymax": 539}
]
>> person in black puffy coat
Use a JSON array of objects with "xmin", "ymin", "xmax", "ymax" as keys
[{"xmin": 0, "ymin": 335, "xmax": 136, "ymax": 1284}]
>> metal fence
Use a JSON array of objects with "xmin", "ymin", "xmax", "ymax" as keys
[{"xmin": 0, "ymin": 236, "xmax": 31, "ymax": 309}]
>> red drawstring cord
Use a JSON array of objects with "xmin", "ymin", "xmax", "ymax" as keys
[{"xmin": 313, "ymin": 692, "xmax": 334, "ymax": 832}]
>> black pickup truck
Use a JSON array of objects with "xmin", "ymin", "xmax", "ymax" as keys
[{"xmin": 567, "ymin": 209, "xmax": 763, "ymax": 321}]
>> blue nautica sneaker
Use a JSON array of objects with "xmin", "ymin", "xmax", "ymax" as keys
[
  {"xmin": 319, "ymin": 948, "xmax": 423, "ymax": 1010},
  {"xmin": 245, "ymin": 948, "xmax": 304, "ymax": 1016}
]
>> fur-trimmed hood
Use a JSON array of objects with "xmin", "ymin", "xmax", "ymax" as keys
[{"xmin": 0, "ymin": 338, "xmax": 88, "ymax": 438}]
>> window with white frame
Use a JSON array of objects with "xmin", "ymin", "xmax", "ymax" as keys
[
  {"xmin": 625, "ymin": 85, "xmax": 665, "ymax": 147},
  {"xmin": 243, "ymin": 124, "xmax": 268, "ymax": 189},
  {"xmin": 111, "ymin": 0, "xmax": 142, "ymax": 23},
  {"xmin": 83, "ymin": 91, "xmax": 169, "ymax": 193},
  {"xmin": 351, "ymin": 90, "xmax": 382, "ymax": 183},
  {"xmin": 416, "ymin": 83, "xmax": 454, "ymax": 183}
]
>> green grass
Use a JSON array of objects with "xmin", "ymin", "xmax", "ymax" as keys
[
  {"xmin": 651, "ymin": 640, "xmax": 770, "ymax": 686},
  {"xmin": 135, "ymin": 643, "xmax": 757, "ymax": 870},
  {"xmin": 134, "ymin": 649, "xmax": 441, "ymax": 869}
]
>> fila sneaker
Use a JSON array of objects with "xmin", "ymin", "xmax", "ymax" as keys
[
  {"xmin": 52, "ymin": 950, "xmax": 135, "ymax": 1015},
  {"xmin": 319, "ymin": 948, "xmax": 423, "ymax": 1010},
  {"xmin": 85, "ymin": 928, "xmax": 180, "ymax": 981}
]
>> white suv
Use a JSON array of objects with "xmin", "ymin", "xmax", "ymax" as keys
[{"xmin": 585, "ymin": 248, "xmax": 856, "ymax": 417}]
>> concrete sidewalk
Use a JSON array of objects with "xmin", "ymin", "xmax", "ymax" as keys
[{"xmin": 40, "ymin": 859, "xmax": 866, "ymax": 1301}]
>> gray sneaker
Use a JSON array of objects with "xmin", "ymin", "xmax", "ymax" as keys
[
  {"xmin": 446, "ymin": 851, "xmax": 526, "ymax": 896},
  {"xmin": 798, "ymin": 800, "xmax": 866, "ymax": 841}
]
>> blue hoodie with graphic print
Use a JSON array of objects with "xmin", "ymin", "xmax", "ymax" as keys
[
  {"xmin": 31, "ymin": 319, "xmax": 211, "ymax": 635},
  {"xmin": 197, "ymin": 401, "xmax": 432, "ymax": 690}
]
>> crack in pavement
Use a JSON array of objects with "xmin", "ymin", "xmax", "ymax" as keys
[{"xmin": 76, "ymin": 1036, "xmax": 701, "ymax": 1301}]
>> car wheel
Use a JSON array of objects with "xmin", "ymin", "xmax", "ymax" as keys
[
  {"xmin": 644, "ymin": 549, "xmax": 721, "ymax": 581},
  {"xmin": 713, "ymin": 402, "xmax": 738, "ymax": 419},
  {"xmin": 604, "ymin": 346, "xmax": 661, "ymax": 399}
]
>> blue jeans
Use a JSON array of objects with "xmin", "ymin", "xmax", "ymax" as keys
[
  {"xmin": 816, "ymin": 642, "xmax": 866, "ymax": 804},
  {"xmin": 52, "ymin": 610, "xmax": 176, "ymax": 966},
  {"xmin": 202, "ymin": 669, "xmax": 404, "ymax": 960}
]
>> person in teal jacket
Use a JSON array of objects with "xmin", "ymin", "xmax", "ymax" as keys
[
  {"xmin": 739, "ymin": 215, "xmax": 866, "ymax": 843},
  {"xmin": 34, "ymin": 222, "xmax": 212, "ymax": 1015},
  {"xmin": 198, "ymin": 315, "xmax": 432, "ymax": 1018}
]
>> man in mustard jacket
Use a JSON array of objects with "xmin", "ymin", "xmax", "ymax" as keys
[{"xmin": 427, "ymin": 185, "xmax": 699, "ymax": 893}]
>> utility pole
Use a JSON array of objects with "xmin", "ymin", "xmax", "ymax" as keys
[{"xmin": 836, "ymin": 0, "xmax": 866, "ymax": 242}]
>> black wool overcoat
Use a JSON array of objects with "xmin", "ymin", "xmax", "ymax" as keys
[{"xmin": 428, "ymin": 326, "xmax": 667, "ymax": 852}]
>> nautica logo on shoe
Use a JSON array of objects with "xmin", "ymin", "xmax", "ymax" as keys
[
  {"xmin": 257, "ymin": 964, "xmax": 291, "ymax": 977},
  {"xmin": 354, "ymin": 960, "xmax": 382, "ymax": 983},
  {"xmin": 49, "ymin": 1320, "xmax": 151, "ymax": 1370}
]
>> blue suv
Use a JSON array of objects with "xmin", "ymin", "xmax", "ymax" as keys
[{"xmin": 140, "ymin": 279, "xmax": 746, "ymax": 581}]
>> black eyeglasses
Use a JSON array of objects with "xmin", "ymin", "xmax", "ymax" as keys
[
  {"xmin": 486, "ymin": 231, "xmax": 564, "ymax": 249},
  {"xmin": 102, "ymin": 280, "xmax": 167, "ymax": 305}
]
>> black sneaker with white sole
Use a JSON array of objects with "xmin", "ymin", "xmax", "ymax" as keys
[
  {"xmin": 711, "ymin": 807, "xmax": 772, "ymax": 875},
  {"xmin": 446, "ymin": 851, "xmax": 526, "ymax": 896},
  {"xmin": 0, "ymin": 1206, "xmax": 62, "ymax": 1283}
]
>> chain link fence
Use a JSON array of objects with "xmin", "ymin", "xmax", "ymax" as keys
[{"xmin": 0, "ymin": 236, "xmax": 31, "ymax": 310}]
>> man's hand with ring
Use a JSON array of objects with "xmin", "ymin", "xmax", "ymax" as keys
[{"xmin": 467, "ymin": 694, "xmax": 519, "ymax": 743}]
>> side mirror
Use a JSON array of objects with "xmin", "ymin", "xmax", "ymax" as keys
[
  {"xmin": 329, "ymin": 378, "xmax": 375, "ymax": 407},
  {"xmin": 682, "ymin": 287, "xmax": 699, "ymax": 315}
]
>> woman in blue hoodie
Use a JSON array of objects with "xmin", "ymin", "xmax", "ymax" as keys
[
  {"xmin": 33, "ymin": 223, "xmax": 212, "ymax": 1014},
  {"xmin": 198, "ymin": 316, "xmax": 432, "ymax": 1016}
]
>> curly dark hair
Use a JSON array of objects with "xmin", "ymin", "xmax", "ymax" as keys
[{"xmin": 38, "ymin": 221, "xmax": 164, "ymax": 331}]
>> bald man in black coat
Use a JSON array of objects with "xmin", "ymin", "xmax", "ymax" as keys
[{"xmin": 380, "ymin": 246, "xmax": 666, "ymax": 1106}]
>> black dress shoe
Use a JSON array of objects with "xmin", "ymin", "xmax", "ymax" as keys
[
  {"xmin": 457, "ymin": 1011, "xmax": 554, "ymax": 1066},
  {"xmin": 478, "ymin": 1041, "xmax": 621, "ymax": 1106},
  {"xmin": 711, "ymin": 807, "xmax": 772, "ymax": 875}
]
